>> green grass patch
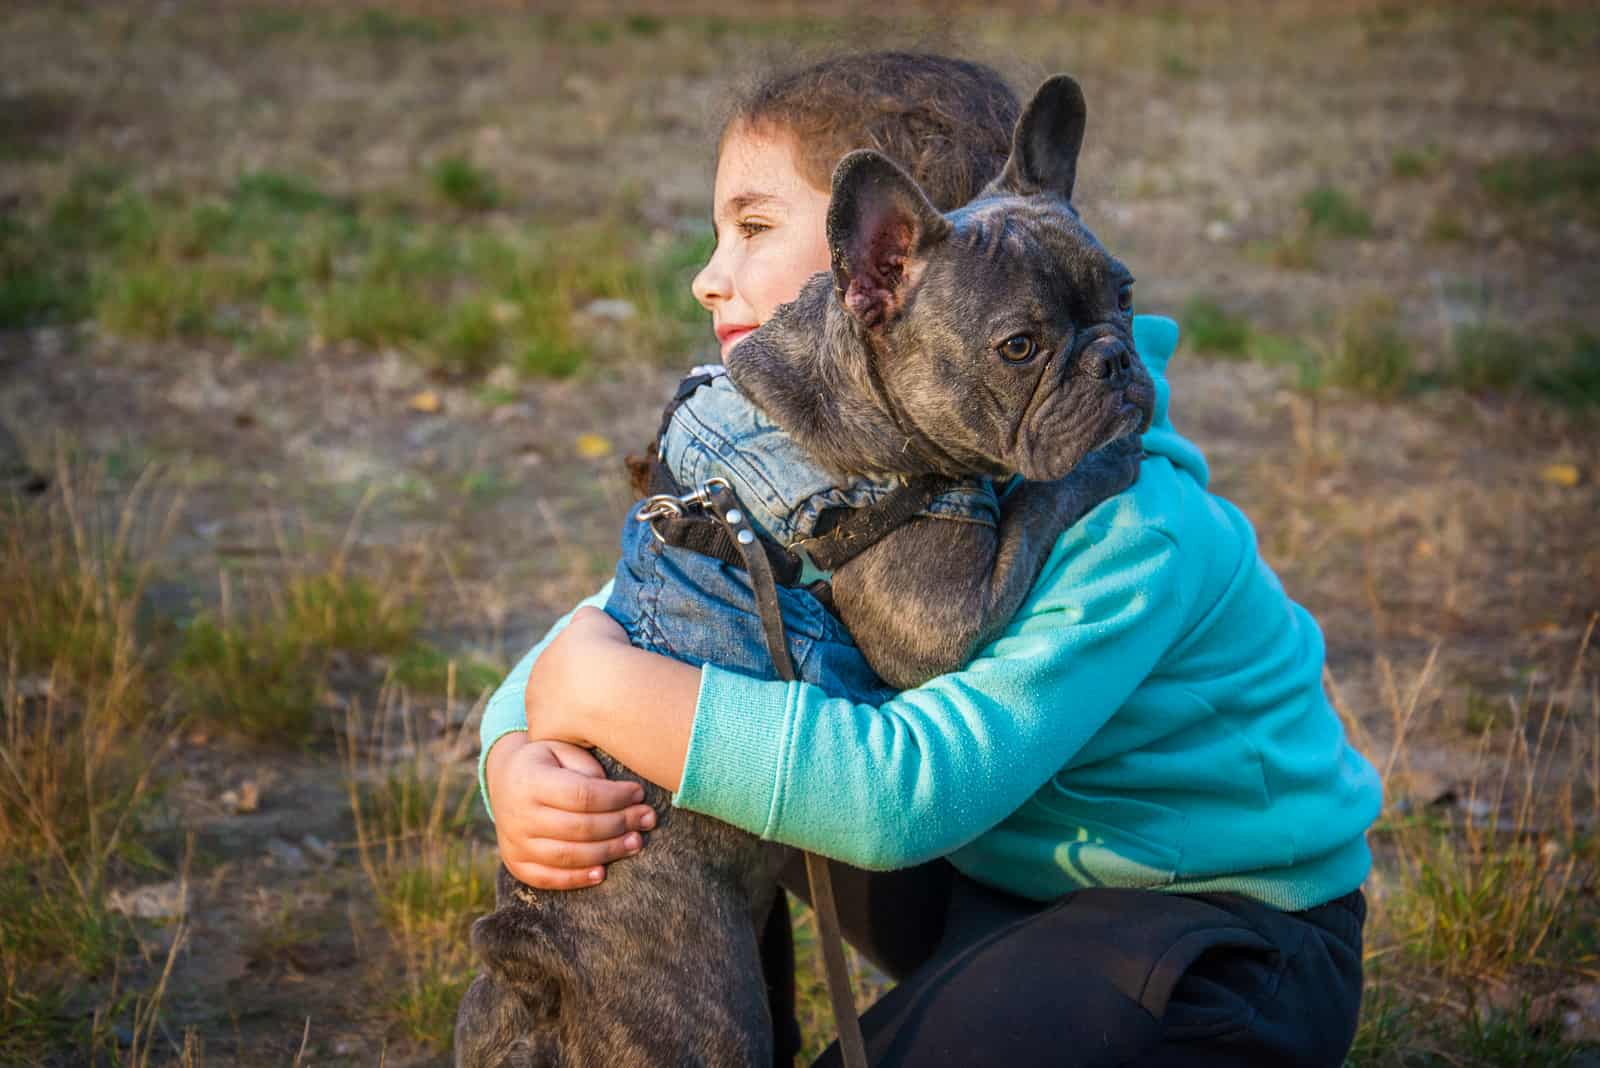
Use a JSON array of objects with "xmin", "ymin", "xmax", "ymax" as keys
[
  {"xmin": 623, "ymin": 13, "xmax": 665, "ymax": 37},
  {"xmin": 430, "ymin": 297, "xmax": 503, "ymax": 375},
  {"xmin": 389, "ymin": 645, "xmax": 504, "ymax": 698},
  {"xmin": 1180, "ymin": 295, "xmax": 1252, "ymax": 358},
  {"xmin": 175, "ymin": 565, "xmax": 419, "ymax": 742},
  {"xmin": 344, "ymin": 694, "xmax": 492, "ymax": 1052},
  {"xmin": 0, "ymin": 215, "xmax": 87, "ymax": 328},
  {"xmin": 344, "ymin": 9, "xmax": 467, "ymax": 43},
  {"xmin": 430, "ymin": 155, "xmax": 500, "ymax": 213},
  {"xmin": 286, "ymin": 571, "xmax": 418, "ymax": 655},
  {"xmin": 1533, "ymin": 331, "xmax": 1600, "ymax": 406},
  {"xmin": 1320, "ymin": 298, "xmax": 1413, "ymax": 397},
  {"xmin": 1159, "ymin": 53, "xmax": 1198, "ymax": 79},
  {"xmin": 1437, "ymin": 324, "xmax": 1600, "ymax": 406},
  {"xmin": 174, "ymin": 614, "xmax": 325, "ymax": 741},
  {"xmin": 12, "ymin": 164, "xmax": 711, "ymax": 376},
  {"xmin": 94, "ymin": 262, "xmax": 211, "ymax": 339},
  {"xmin": 1301, "ymin": 185, "xmax": 1374, "ymax": 238},
  {"xmin": 1390, "ymin": 144, "xmax": 1445, "ymax": 180},
  {"xmin": 1448, "ymin": 323, "xmax": 1525, "ymax": 393},
  {"xmin": 1480, "ymin": 147, "xmax": 1600, "ymax": 221}
]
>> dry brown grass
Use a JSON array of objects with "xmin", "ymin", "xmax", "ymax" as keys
[
  {"xmin": 1336, "ymin": 622, "xmax": 1599, "ymax": 1064},
  {"xmin": 341, "ymin": 678, "xmax": 495, "ymax": 1051},
  {"xmin": 0, "ymin": 458, "xmax": 189, "ymax": 1061}
]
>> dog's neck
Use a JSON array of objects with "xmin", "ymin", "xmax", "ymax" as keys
[{"xmin": 725, "ymin": 274, "xmax": 962, "ymax": 480}]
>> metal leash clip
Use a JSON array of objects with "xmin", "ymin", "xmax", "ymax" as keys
[{"xmin": 634, "ymin": 477, "xmax": 731, "ymax": 544}]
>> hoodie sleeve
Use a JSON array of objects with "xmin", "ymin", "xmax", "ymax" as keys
[
  {"xmin": 673, "ymin": 523, "xmax": 1191, "ymax": 870},
  {"xmin": 476, "ymin": 580, "xmax": 615, "ymax": 822}
]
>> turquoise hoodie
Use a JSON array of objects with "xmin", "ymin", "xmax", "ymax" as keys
[{"xmin": 479, "ymin": 315, "xmax": 1383, "ymax": 910}]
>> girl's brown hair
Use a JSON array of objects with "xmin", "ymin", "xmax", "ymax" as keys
[{"xmin": 723, "ymin": 51, "xmax": 1020, "ymax": 213}]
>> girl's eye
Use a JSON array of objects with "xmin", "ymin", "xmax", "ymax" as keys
[
  {"xmin": 737, "ymin": 219, "xmax": 771, "ymax": 238},
  {"xmin": 1118, "ymin": 282, "xmax": 1134, "ymax": 313},
  {"xmin": 998, "ymin": 335, "xmax": 1036, "ymax": 363}
]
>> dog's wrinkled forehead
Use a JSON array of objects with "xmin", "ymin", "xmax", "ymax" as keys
[{"xmin": 944, "ymin": 195, "xmax": 1125, "ymax": 316}]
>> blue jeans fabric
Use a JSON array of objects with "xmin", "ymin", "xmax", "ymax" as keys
[
  {"xmin": 657, "ymin": 368, "xmax": 999, "ymax": 549},
  {"xmin": 603, "ymin": 511, "xmax": 896, "ymax": 704}
]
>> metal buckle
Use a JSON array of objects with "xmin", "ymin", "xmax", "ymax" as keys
[{"xmin": 634, "ymin": 478, "xmax": 731, "ymax": 544}]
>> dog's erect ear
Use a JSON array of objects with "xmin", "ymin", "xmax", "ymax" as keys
[
  {"xmin": 996, "ymin": 74, "xmax": 1087, "ymax": 202},
  {"xmin": 828, "ymin": 150, "xmax": 951, "ymax": 330}
]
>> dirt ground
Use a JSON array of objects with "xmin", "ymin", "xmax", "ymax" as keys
[{"xmin": 2, "ymin": 3, "xmax": 1598, "ymax": 1065}]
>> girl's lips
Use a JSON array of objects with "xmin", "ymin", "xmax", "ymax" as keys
[{"xmin": 717, "ymin": 325, "xmax": 754, "ymax": 354}]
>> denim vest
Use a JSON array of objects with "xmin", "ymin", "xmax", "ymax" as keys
[
  {"xmin": 658, "ymin": 367, "xmax": 999, "ymax": 549},
  {"xmin": 604, "ymin": 368, "xmax": 999, "ymax": 704}
]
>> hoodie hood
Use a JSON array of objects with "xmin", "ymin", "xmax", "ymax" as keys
[{"xmin": 1131, "ymin": 315, "xmax": 1209, "ymax": 489}]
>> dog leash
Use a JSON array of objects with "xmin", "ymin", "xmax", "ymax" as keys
[{"xmin": 636, "ymin": 478, "xmax": 871, "ymax": 1068}]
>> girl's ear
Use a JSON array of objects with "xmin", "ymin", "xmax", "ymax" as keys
[
  {"xmin": 995, "ymin": 74, "xmax": 1087, "ymax": 203},
  {"xmin": 827, "ymin": 150, "xmax": 952, "ymax": 330}
]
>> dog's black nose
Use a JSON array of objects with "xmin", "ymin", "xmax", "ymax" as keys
[{"xmin": 1082, "ymin": 338, "xmax": 1132, "ymax": 385}]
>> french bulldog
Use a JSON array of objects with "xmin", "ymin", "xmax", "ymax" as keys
[{"xmin": 456, "ymin": 74, "xmax": 1156, "ymax": 1068}]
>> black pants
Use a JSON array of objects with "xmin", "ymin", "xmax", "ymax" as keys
[{"xmin": 759, "ymin": 856, "xmax": 1365, "ymax": 1067}]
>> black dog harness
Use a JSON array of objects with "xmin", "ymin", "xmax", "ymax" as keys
[{"xmin": 636, "ymin": 371, "xmax": 951, "ymax": 1068}]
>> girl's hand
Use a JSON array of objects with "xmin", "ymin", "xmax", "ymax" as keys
[{"xmin": 486, "ymin": 732, "xmax": 657, "ymax": 889}]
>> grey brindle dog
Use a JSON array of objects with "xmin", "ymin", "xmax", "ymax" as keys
[{"xmin": 455, "ymin": 75, "xmax": 1156, "ymax": 1067}]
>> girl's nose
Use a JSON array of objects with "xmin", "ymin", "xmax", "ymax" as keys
[{"xmin": 691, "ymin": 247, "xmax": 731, "ymax": 312}]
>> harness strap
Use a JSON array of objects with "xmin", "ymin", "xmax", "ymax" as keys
[
  {"xmin": 796, "ymin": 473, "xmax": 949, "ymax": 572},
  {"xmin": 700, "ymin": 481, "xmax": 870, "ymax": 1068},
  {"xmin": 646, "ymin": 462, "xmax": 806, "ymax": 587}
]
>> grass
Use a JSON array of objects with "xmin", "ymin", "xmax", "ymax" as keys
[
  {"xmin": 1444, "ymin": 323, "xmax": 1600, "ymax": 406},
  {"xmin": 1322, "ymin": 298, "xmax": 1413, "ymax": 397},
  {"xmin": 790, "ymin": 897, "xmax": 895, "ymax": 1065},
  {"xmin": 11, "ymin": 164, "xmax": 710, "ymax": 378},
  {"xmin": 0, "ymin": 462, "xmax": 187, "ymax": 1064},
  {"xmin": 1178, "ymin": 297, "xmax": 1600, "ymax": 408},
  {"xmin": 1181, "ymin": 294, "xmax": 1252, "ymax": 358},
  {"xmin": 431, "ymin": 156, "xmax": 501, "ymax": 213},
  {"xmin": 173, "ymin": 508, "xmax": 424, "ymax": 742},
  {"xmin": 1480, "ymin": 148, "xmax": 1600, "ymax": 221},
  {"xmin": 1339, "ymin": 627, "xmax": 1600, "ymax": 1066},
  {"xmin": 389, "ymin": 645, "xmax": 504, "ymax": 699},
  {"xmin": 1302, "ymin": 185, "xmax": 1376, "ymax": 239},
  {"xmin": 1391, "ymin": 145, "xmax": 1446, "ymax": 180},
  {"xmin": 1424, "ymin": 208, "xmax": 1470, "ymax": 244},
  {"xmin": 342, "ymin": 684, "xmax": 494, "ymax": 1051}
]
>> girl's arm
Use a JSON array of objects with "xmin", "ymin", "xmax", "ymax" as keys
[
  {"xmin": 477, "ymin": 581, "xmax": 615, "ymax": 818},
  {"xmin": 481, "ymin": 580, "xmax": 663, "ymax": 890},
  {"xmin": 528, "ymin": 518, "xmax": 1194, "ymax": 871}
]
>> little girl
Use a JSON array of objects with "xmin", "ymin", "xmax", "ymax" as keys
[{"xmin": 479, "ymin": 51, "xmax": 1380, "ymax": 1067}]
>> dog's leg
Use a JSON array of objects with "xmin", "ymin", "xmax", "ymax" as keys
[{"xmin": 832, "ymin": 437, "xmax": 1141, "ymax": 688}]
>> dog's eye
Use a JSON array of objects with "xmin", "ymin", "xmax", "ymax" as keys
[
  {"xmin": 1118, "ymin": 282, "xmax": 1134, "ymax": 313},
  {"xmin": 998, "ymin": 335, "xmax": 1036, "ymax": 363}
]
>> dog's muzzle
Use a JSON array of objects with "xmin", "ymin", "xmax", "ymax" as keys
[{"xmin": 1079, "ymin": 335, "xmax": 1135, "ymax": 388}]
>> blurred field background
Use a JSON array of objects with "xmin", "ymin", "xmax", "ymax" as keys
[{"xmin": 1, "ymin": 2, "xmax": 1597, "ymax": 1065}]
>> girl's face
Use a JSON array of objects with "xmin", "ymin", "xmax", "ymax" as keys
[{"xmin": 692, "ymin": 123, "xmax": 833, "ymax": 361}]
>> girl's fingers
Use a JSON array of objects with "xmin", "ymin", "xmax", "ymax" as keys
[
  {"xmin": 525, "ymin": 833, "xmax": 643, "ymax": 871},
  {"xmin": 505, "ymin": 859, "xmax": 609, "ymax": 891},
  {"xmin": 544, "ymin": 739, "xmax": 608, "ymax": 778},
  {"xmin": 535, "ymin": 768, "xmax": 645, "ymax": 813},
  {"xmin": 535, "ymin": 804, "xmax": 658, "ymax": 843}
]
